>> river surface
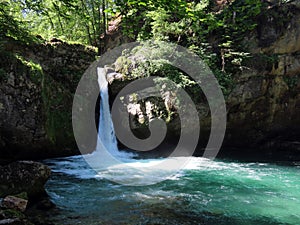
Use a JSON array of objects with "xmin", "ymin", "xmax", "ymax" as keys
[{"xmin": 44, "ymin": 155, "xmax": 300, "ymax": 225}]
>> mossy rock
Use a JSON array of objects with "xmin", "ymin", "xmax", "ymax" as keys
[
  {"xmin": 13, "ymin": 193, "xmax": 28, "ymax": 201},
  {"xmin": 1, "ymin": 209, "xmax": 26, "ymax": 219}
]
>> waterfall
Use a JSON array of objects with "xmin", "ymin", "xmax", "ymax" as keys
[
  {"xmin": 85, "ymin": 67, "xmax": 179, "ymax": 185},
  {"xmin": 94, "ymin": 68, "xmax": 134, "ymax": 161},
  {"xmin": 96, "ymin": 67, "xmax": 119, "ymax": 155},
  {"xmin": 84, "ymin": 68, "xmax": 186, "ymax": 186}
]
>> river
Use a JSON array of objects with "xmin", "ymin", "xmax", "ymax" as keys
[{"xmin": 44, "ymin": 155, "xmax": 300, "ymax": 225}]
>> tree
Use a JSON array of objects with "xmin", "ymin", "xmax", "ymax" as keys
[
  {"xmin": 11, "ymin": 0, "xmax": 115, "ymax": 54},
  {"xmin": 0, "ymin": 0, "xmax": 33, "ymax": 44}
]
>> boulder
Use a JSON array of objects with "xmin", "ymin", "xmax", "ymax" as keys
[
  {"xmin": 0, "ymin": 161, "xmax": 51, "ymax": 199},
  {"xmin": 1, "ymin": 196, "xmax": 28, "ymax": 213}
]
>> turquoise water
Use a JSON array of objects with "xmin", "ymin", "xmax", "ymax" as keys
[{"xmin": 45, "ymin": 156, "xmax": 300, "ymax": 225}]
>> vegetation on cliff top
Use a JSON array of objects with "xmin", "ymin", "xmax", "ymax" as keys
[{"xmin": 3, "ymin": 0, "xmax": 294, "ymax": 96}]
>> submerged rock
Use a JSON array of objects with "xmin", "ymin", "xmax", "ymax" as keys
[
  {"xmin": 0, "ymin": 161, "xmax": 51, "ymax": 199},
  {"xmin": 0, "ymin": 218, "xmax": 22, "ymax": 225},
  {"xmin": 0, "ymin": 209, "xmax": 32, "ymax": 225}
]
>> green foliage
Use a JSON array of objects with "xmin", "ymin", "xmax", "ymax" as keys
[
  {"xmin": 14, "ymin": 192, "xmax": 29, "ymax": 200},
  {"xmin": 2, "ymin": 209, "xmax": 25, "ymax": 219},
  {"xmin": 114, "ymin": 0, "xmax": 266, "ymax": 95},
  {"xmin": 1, "ymin": 0, "xmax": 288, "ymax": 97},
  {"xmin": 0, "ymin": 0, "xmax": 38, "ymax": 89},
  {"xmin": 115, "ymin": 56, "xmax": 133, "ymax": 75},
  {"xmin": 284, "ymin": 75, "xmax": 299, "ymax": 89},
  {"xmin": 115, "ymin": 41, "xmax": 205, "ymax": 111},
  {"xmin": 5, "ymin": 0, "xmax": 115, "ymax": 54},
  {"xmin": 15, "ymin": 54, "xmax": 43, "ymax": 84},
  {"xmin": 220, "ymin": 0, "xmax": 262, "ymax": 41},
  {"xmin": 0, "ymin": 1, "xmax": 36, "ymax": 44}
]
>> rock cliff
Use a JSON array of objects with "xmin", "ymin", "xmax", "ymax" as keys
[
  {"xmin": 108, "ymin": 2, "xmax": 300, "ymax": 159},
  {"xmin": 225, "ymin": 2, "xmax": 300, "ymax": 156},
  {"xmin": 0, "ymin": 38, "xmax": 96, "ymax": 160},
  {"xmin": 1, "ymin": 2, "xmax": 299, "ymax": 160}
]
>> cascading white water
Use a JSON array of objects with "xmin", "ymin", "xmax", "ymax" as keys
[
  {"xmin": 95, "ymin": 68, "xmax": 134, "ymax": 160},
  {"xmin": 84, "ymin": 67, "xmax": 190, "ymax": 185},
  {"xmin": 96, "ymin": 68, "xmax": 119, "ymax": 155},
  {"xmin": 81, "ymin": 68, "xmax": 133, "ymax": 171}
]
